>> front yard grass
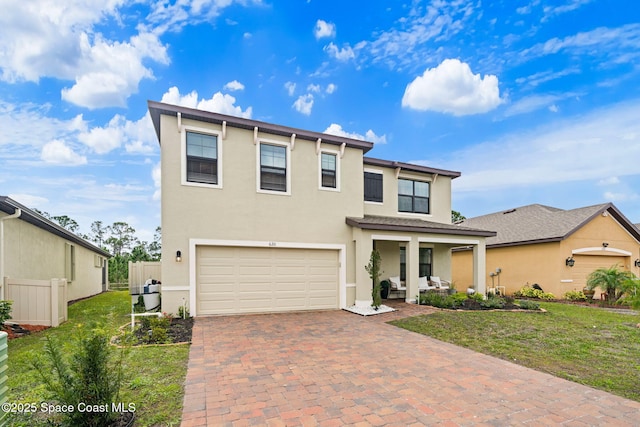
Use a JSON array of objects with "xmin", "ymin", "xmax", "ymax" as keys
[
  {"xmin": 391, "ymin": 302, "xmax": 640, "ymax": 402},
  {"xmin": 6, "ymin": 290, "xmax": 190, "ymax": 426}
]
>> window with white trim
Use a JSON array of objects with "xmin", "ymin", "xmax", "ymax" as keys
[
  {"xmin": 260, "ymin": 143, "xmax": 287, "ymax": 192},
  {"xmin": 320, "ymin": 152, "xmax": 338, "ymax": 189},
  {"xmin": 398, "ymin": 179, "xmax": 429, "ymax": 214},
  {"xmin": 186, "ymin": 131, "xmax": 218, "ymax": 185}
]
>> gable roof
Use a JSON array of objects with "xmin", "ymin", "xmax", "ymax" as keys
[
  {"xmin": 346, "ymin": 215, "xmax": 496, "ymax": 237},
  {"xmin": 0, "ymin": 196, "xmax": 111, "ymax": 258},
  {"xmin": 458, "ymin": 203, "xmax": 640, "ymax": 248},
  {"xmin": 148, "ymin": 100, "xmax": 374, "ymax": 153}
]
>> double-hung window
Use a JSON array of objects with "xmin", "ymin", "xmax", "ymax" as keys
[
  {"xmin": 321, "ymin": 152, "xmax": 337, "ymax": 189},
  {"xmin": 260, "ymin": 143, "xmax": 287, "ymax": 192},
  {"xmin": 364, "ymin": 172, "xmax": 383, "ymax": 202},
  {"xmin": 186, "ymin": 131, "xmax": 218, "ymax": 184},
  {"xmin": 398, "ymin": 179, "xmax": 429, "ymax": 214}
]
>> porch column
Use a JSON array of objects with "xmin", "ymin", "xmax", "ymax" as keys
[
  {"xmin": 353, "ymin": 228, "xmax": 373, "ymax": 308},
  {"xmin": 406, "ymin": 237, "xmax": 419, "ymax": 303},
  {"xmin": 473, "ymin": 241, "xmax": 487, "ymax": 295}
]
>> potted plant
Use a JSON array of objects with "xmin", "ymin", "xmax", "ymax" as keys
[{"xmin": 380, "ymin": 280, "xmax": 390, "ymax": 299}]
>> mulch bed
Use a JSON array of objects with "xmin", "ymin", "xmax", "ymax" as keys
[
  {"xmin": 2, "ymin": 323, "xmax": 50, "ymax": 340},
  {"xmin": 130, "ymin": 317, "xmax": 194, "ymax": 345}
]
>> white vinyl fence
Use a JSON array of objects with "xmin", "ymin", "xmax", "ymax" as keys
[
  {"xmin": 2, "ymin": 277, "xmax": 68, "ymax": 327},
  {"xmin": 128, "ymin": 261, "xmax": 161, "ymax": 295}
]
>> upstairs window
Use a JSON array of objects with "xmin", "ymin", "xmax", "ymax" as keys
[
  {"xmin": 260, "ymin": 143, "xmax": 287, "ymax": 192},
  {"xmin": 186, "ymin": 131, "xmax": 218, "ymax": 184},
  {"xmin": 321, "ymin": 152, "xmax": 337, "ymax": 189},
  {"xmin": 364, "ymin": 172, "xmax": 383, "ymax": 202},
  {"xmin": 398, "ymin": 179, "xmax": 429, "ymax": 214}
]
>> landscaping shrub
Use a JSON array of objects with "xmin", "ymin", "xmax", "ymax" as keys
[
  {"xmin": 481, "ymin": 296, "xmax": 505, "ymax": 309},
  {"xmin": 0, "ymin": 300, "xmax": 12, "ymax": 326},
  {"xmin": 468, "ymin": 292, "xmax": 485, "ymax": 302},
  {"xmin": 564, "ymin": 290, "xmax": 587, "ymax": 301},
  {"xmin": 178, "ymin": 305, "xmax": 190, "ymax": 319},
  {"xmin": 32, "ymin": 330, "xmax": 124, "ymax": 427},
  {"xmin": 517, "ymin": 299, "xmax": 540, "ymax": 310},
  {"xmin": 514, "ymin": 286, "xmax": 555, "ymax": 300},
  {"xmin": 139, "ymin": 314, "xmax": 171, "ymax": 344}
]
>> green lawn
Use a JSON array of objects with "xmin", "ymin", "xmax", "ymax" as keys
[
  {"xmin": 391, "ymin": 302, "xmax": 640, "ymax": 401},
  {"xmin": 6, "ymin": 291, "xmax": 190, "ymax": 426}
]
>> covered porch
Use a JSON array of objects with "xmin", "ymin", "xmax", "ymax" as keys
[{"xmin": 346, "ymin": 215, "xmax": 495, "ymax": 307}]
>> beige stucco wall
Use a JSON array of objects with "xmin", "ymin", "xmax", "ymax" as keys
[
  {"xmin": 363, "ymin": 168, "xmax": 453, "ymax": 224},
  {"xmin": 160, "ymin": 114, "xmax": 366, "ymax": 313},
  {"xmin": 452, "ymin": 212, "xmax": 640, "ymax": 297},
  {"xmin": 1, "ymin": 212, "xmax": 106, "ymax": 302}
]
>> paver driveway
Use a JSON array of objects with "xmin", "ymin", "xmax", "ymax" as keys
[{"xmin": 181, "ymin": 303, "xmax": 640, "ymax": 426}]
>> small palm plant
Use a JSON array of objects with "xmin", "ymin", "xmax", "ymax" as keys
[
  {"xmin": 365, "ymin": 249, "xmax": 382, "ymax": 310},
  {"xmin": 586, "ymin": 265, "xmax": 636, "ymax": 303}
]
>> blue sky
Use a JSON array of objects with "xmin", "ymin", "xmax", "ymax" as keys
[{"xmin": 1, "ymin": 0, "xmax": 640, "ymax": 243}]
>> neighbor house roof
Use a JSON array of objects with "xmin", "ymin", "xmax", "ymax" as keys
[
  {"xmin": 0, "ymin": 196, "xmax": 111, "ymax": 258},
  {"xmin": 363, "ymin": 157, "xmax": 461, "ymax": 179},
  {"xmin": 346, "ymin": 215, "xmax": 496, "ymax": 237},
  {"xmin": 148, "ymin": 100, "xmax": 374, "ymax": 153},
  {"xmin": 457, "ymin": 203, "xmax": 640, "ymax": 248}
]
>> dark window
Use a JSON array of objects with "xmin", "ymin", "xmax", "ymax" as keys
[
  {"xmin": 321, "ymin": 153, "xmax": 337, "ymax": 188},
  {"xmin": 186, "ymin": 132, "xmax": 217, "ymax": 184},
  {"xmin": 419, "ymin": 248, "xmax": 432, "ymax": 278},
  {"xmin": 399, "ymin": 247, "xmax": 406, "ymax": 282},
  {"xmin": 260, "ymin": 144, "xmax": 287, "ymax": 192},
  {"xmin": 364, "ymin": 172, "xmax": 383, "ymax": 202},
  {"xmin": 398, "ymin": 179, "xmax": 429, "ymax": 213}
]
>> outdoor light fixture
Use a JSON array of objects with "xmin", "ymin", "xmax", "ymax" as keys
[
  {"xmin": 176, "ymin": 250, "xmax": 182, "ymax": 262},
  {"xmin": 566, "ymin": 256, "xmax": 575, "ymax": 267},
  {"xmin": 635, "ymin": 259, "xmax": 640, "ymax": 268}
]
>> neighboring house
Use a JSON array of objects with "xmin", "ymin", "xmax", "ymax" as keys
[
  {"xmin": 148, "ymin": 101, "xmax": 495, "ymax": 316},
  {"xmin": 452, "ymin": 203, "xmax": 640, "ymax": 297},
  {"xmin": 0, "ymin": 196, "xmax": 110, "ymax": 303}
]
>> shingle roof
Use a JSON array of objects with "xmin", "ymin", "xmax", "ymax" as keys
[
  {"xmin": 346, "ymin": 215, "xmax": 496, "ymax": 237},
  {"xmin": 0, "ymin": 196, "xmax": 111, "ymax": 257},
  {"xmin": 458, "ymin": 203, "xmax": 640, "ymax": 247}
]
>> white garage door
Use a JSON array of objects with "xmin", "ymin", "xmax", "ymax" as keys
[
  {"xmin": 196, "ymin": 246, "xmax": 339, "ymax": 315},
  {"xmin": 571, "ymin": 255, "xmax": 628, "ymax": 288}
]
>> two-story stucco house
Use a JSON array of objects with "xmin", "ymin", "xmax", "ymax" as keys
[{"xmin": 148, "ymin": 101, "xmax": 495, "ymax": 316}]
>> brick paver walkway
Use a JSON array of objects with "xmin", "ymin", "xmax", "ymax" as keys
[{"xmin": 181, "ymin": 302, "xmax": 640, "ymax": 426}]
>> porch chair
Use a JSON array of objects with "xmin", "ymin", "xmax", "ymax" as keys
[
  {"xmin": 429, "ymin": 276, "xmax": 450, "ymax": 290},
  {"xmin": 388, "ymin": 276, "xmax": 406, "ymax": 299},
  {"xmin": 418, "ymin": 276, "xmax": 436, "ymax": 292}
]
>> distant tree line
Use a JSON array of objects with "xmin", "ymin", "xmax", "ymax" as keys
[{"xmin": 33, "ymin": 209, "xmax": 160, "ymax": 284}]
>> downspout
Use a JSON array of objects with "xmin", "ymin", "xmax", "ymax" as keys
[{"xmin": 0, "ymin": 208, "xmax": 21, "ymax": 300}]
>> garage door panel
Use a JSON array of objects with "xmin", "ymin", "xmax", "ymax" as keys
[{"xmin": 196, "ymin": 246, "xmax": 339, "ymax": 315}]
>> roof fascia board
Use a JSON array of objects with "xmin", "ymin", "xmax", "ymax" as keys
[
  {"xmin": 345, "ymin": 218, "xmax": 496, "ymax": 237},
  {"xmin": 363, "ymin": 156, "xmax": 461, "ymax": 179},
  {"xmin": 148, "ymin": 100, "xmax": 374, "ymax": 153},
  {"xmin": 0, "ymin": 197, "xmax": 111, "ymax": 258}
]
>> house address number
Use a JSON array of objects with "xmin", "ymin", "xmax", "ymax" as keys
[{"xmin": 268, "ymin": 242, "xmax": 277, "ymax": 247}]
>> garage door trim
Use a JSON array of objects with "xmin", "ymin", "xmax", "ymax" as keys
[
  {"xmin": 189, "ymin": 238, "xmax": 346, "ymax": 316},
  {"xmin": 572, "ymin": 246, "xmax": 632, "ymax": 256}
]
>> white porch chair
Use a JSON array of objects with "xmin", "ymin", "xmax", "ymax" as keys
[{"xmin": 429, "ymin": 276, "xmax": 450, "ymax": 290}]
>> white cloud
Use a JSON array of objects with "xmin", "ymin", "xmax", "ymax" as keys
[
  {"xmin": 160, "ymin": 86, "xmax": 252, "ymax": 118},
  {"xmin": 223, "ymin": 80, "xmax": 245, "ymax": 91},
  {"xmin": 41, "ymin": 140, "xmax": 87, "ymax": 165},
  {"xmin": 444, "ymin": 99, "xmax": 640, "ymax": 194},
  {"xmin": 292, "ymin": 94, "xmax": 314, "ymax": 115},
  {"xmin": 314, "ymin": 19, "xmax": 335, "ymax": 39},
  {"xmin": 0, "ymin": 2, "xmax": 170, "ymax": 109},
  {"xmin": 402, "ymin": 59, "xmax": 503, "ymax": 116},
  {"xmin": 152, "ymin": 162, "xmax": 161, "ymax": 201},
  {"xmin": 7, "ymin": 193, "xmax": 49, "ymax": 208},
  {"xmin": 503, "ymin": 94, "xmax": 570, "ymax": 117},
  {"xmin": 599, "ymin": 176, "xmax": 620, "ymax": 186},
  {"xmin": 324, "ymin": 123, "xmax": 387, "ymax": 144},
  {"xmin": 78, "ymin": 115, "xmax": 126, "ymax": 154},
  {"xmin": 604, "ymin": 191, "xmax": 638, "ymax": 202},
  {"xmin": 284, "ymin": 81, "xmax": 296, "ymax": 96},
  {"xmin": 515, "ymin": 67, "xmax": 581, "ymax": 87},
  {"xmin": 324, "ymin": 43, "xmax": 355, "ymax": 61},
  {"xmin": 307, "ymin": 84, "xmax": 321, "ymax": 93},
  {"xmin": 326, "ymin": 83, "xmax": 337, "ymax": 94}
]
